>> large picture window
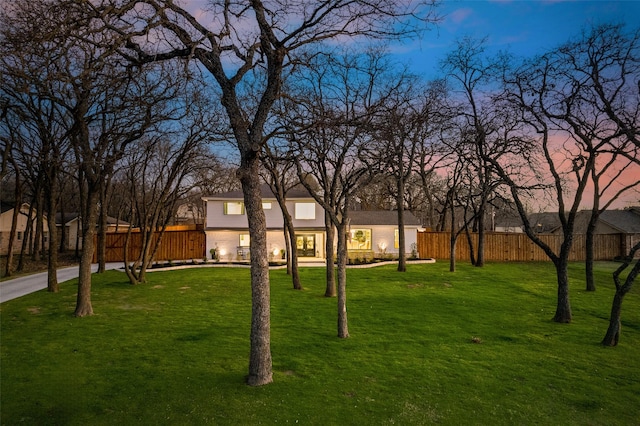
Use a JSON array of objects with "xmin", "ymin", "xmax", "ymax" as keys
[
  {"xmin": 347, "ymin": 228, "xmax": 372, "ymax": 250},
  {"xmin": 295, "ymin": 202, "xmax": 316, "ymax": 220},
  {"xmin": 224, "ymin": 202, "xmax": 244, "ymax": 215}
]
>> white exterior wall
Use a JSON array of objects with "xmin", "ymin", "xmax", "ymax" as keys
[
  {"xmin": 205, "ymin": 230, "xmax": 321, "ymax": 261},
  {"xmin": 365, "ymin": 225, "xmax": 418, "ymax": 256},
  {"xmin": 203, "ymin": 197, "xmax": 416, "ymax": 260}
]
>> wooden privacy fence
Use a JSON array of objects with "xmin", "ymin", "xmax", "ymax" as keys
[
  {"xmin": 417, "ymin": 231, "xmax": 624, "ymax": 262},
  {"xmin": 93, "ymin": 225, "xmax": 206, "ymax": 263}
]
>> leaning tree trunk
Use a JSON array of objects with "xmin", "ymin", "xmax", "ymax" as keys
[
  {"xmin": 283, "ymin": 206, "xmax": 302, "ymax": 290},
  {"xmin": 336, "ymin": 220, "xmax": 349, "ymax": 339},
  {"xmin": 602, "ymin": 243, "xmax": 640, "ymax": 346},
  {"xmin": 602, "ymin": 292, "xmax": 624, "ymax": 346},
  {"xmin": 240, "ymin": 156, "xmax": 273, "ymax": 387}
]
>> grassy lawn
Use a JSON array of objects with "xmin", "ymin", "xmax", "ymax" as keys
[{"xmin": 1, "ymin": 261, "xmax": 638, "ymax": 425}]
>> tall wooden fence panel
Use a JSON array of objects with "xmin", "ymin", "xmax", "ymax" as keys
[
  {"xmin": 417, "ymin": 231, "xmax": 623, "ymax": 262},
  {"xmin": 93, "ymin": 226, "xmax": 206, "ymax": 263}
]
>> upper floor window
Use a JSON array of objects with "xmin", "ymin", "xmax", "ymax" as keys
[
  {"xmin": 295, "ymin": 202, "xmax": 316, "ymax": 220},
  {"xmin": 224, "ymin": 202, "xmax": 244, "ymax": 215},
  {"xmin": 262, "ymin": 202, "xmax": 272, "ymax": 210}
]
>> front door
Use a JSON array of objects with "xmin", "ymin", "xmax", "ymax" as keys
[{"xmin": 296, "ymin": 234, "xmax": 316, "ymax": 257}]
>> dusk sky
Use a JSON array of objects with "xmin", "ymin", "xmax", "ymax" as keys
[{"xmin": 396, "ymin": 0, "xmax": 640, "ymax": 78}]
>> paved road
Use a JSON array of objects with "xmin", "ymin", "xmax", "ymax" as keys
[{"xmin": 0, "ymin": 263, "xmax": 122, "ymax": 303}]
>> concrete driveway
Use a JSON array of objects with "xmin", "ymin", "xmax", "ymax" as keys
[{"xmin": 0, "ymin": 263, "xmax": 122, "ymax": 303}]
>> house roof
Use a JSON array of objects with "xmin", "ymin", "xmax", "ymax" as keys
[
  {"xmin": 349, "ymin": 210, "xmax": 421, "ymax": 226},
  {"xmin": 203, "ymin": 184, "xmax": 313, "ymax": 200}
]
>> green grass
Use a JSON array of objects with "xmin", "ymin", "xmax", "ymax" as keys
[{"xmin": 1, "ymin": 261, "xmax": 638, "ymax": 425}]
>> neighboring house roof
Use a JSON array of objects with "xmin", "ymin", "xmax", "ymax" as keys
[
  {"xmin": 598, "ymin": 208, "xmax": 640, "ymax": 234},
  {"xmin": 349, "ymin": 210, "xmax": 421, "ymax": 226},
  {"xmin": 56, "ymin": 212, "xmax": 130, "ymax": 227},
  {"xmin": 56, "ymin": 212, "xmax": 78, "ymax": 226},
  {"xmin": 528, "ymin": 212, "xmax": 562, "ymax": 233},
  {"xmin": 528, "ymin": 208, "xmax": 640, "ymax": 234},
  {"xmin": 1, "ymin": 201, "xmax": 30, "ymax": 215},
  {"xmin": 1, "ymin": 201, "xmax": 15, "ymax": 214}
]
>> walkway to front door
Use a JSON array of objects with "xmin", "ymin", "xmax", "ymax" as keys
[{"xmin": 296, "ymin": 234, "xmax": 316, "ymax": 257}]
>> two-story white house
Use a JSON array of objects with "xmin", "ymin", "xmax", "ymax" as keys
[{"xmin": 202, "ymin": 185, "xmax": 422, "ymax": 262}]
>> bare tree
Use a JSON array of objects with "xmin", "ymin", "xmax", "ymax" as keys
[
  {"xmin": 261, "ymin": 143, "xmax": 303, "ymax": 289},
  {"xmin": 601, "ymin": 240, "xmax": 640, "ymax": 346},
  {"xmin": 554, "ymin": 24, "xmax": 640, "ymax": 291},
  {"xmin": 290, "ymin": 48, "xmax": 391, "ymax": 338},
  {"xmin": 375, "ymin": 74, "xmax": 433, "ymax": 271},
  {"xmin": 491, "ymin": 52, "xmax": 599, "ymax": 323},
  {"xmin": 99, "ymin": 0, "xmax": 438, "ymax": 385},
  {"xmin": 123, "ymin": 87, "xmax": 217, "ymax": 284},
  {"xmin": 441, "ymin": 37, "xmax": 507, "ymax": 267},
  {"xmin": 1, "ymin": 8, "xmax": 77, "ymax": 289}
]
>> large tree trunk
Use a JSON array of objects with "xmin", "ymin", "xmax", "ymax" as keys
[
  {"xmin": 449, "ymin": 233, "xmax": 457, "ymax": 273},
  {"xmin": 449, "ymin": 194, "xmax": 457, "ymax": 273},
  {"xmin": 240, "ymin": 157, "xmax": 273, "ymax": 387},
  {"xmin": 336, "ymin": 220, "xmax": 349, "ymax": 339},
  {"xmin": 585, "ymin": 211, "xmax": 598, "ymax": 291},
  {"xmin": 74, "ymin": 190, "xmax": 98, "ymax": 317},
  {"xmin": 97, "ymin": 181, "xmax": 109, "ymax": 273},
  {"xmin": 324, "ymin": 211, "xmax": 336, "ymax": 297},
  {"xmin": 552, "ymin": 257, "xmax": 572, "ymax": 323}
]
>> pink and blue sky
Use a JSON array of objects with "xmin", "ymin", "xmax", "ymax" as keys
[{"xmin": 398, "ymin": 0, "xmax": 640, "ymax": 77}]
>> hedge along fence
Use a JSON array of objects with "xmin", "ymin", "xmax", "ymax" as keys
[
  {"xmin": 417, "ymin": 231, "xmax": 626, "ymax": 262},
  {"xmin": 92, "ymin": 225, "xmax": 206, "ymax": 263}
]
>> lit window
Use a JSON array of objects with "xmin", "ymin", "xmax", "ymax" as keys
[
  {"xmin": 394, "ymin": 229, "xmax": 399, "ymax": 249},
  {"xmin": 224, "ymin": 202, "xmax": 244, "ymax": 215},
  {"xmin": 262, "ymin": 202, "xmax": 272, "ymax": 210},
  {"xmin": 239, "ymin": 234, "xmax": 250, "ymax": 247},
  {"xmin": 295, "ymin": 203, "xmax": 316, "ymax": 220},
  {"xmin": 347, "ymin": 229, "xmax": 371, "ymax": 250}
]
